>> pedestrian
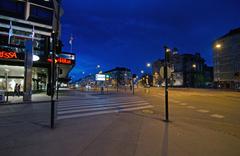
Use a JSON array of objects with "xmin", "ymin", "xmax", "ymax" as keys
[
  {"xmin": 17, "ymin": 84, "xmax": 21, "ymax": 97},
  {"xmin": 13, "ymin": 83, "xmax": 18, "ymax": 97}
]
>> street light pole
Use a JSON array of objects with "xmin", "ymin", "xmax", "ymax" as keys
[{"xmin": 164, "ymin": 46, "xmax": 169, "ymax": 122}]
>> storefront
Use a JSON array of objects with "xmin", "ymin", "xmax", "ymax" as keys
[
  {"xmin": 0, "ymin": 45, "xmax": 75, "ymax": 94},
  {"xmin": 0, "ymin": 43, "xmax": 50, "ymax": 93},
  {"xmin": 0, "ymin": 65, "xmax": 48, "ymax": 92}
]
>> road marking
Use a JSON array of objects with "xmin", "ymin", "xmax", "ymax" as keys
[
  {"xmin": 179, "ymin": 103, "xmax": 187, "ymax": 106},
  {"xmin": 57, "ymin": 105, "xmax": 153, "ymax": 120},
  {"xmin": 142, "ymin": 109, "xmax": 154, "ymax": 114},
  {"xmin": 57, "ymin": 96, "xmax": 153, "ymax": 120},
  {"xmin": 210, "ymin": 114, "xmax": 224, "ymax": 119},
  {"xmin": 171, "ymin": 100, "xmax": 180, "ymax": 103},
  {"xmin": 197, "ymin": 109, "xmax": 209, "ymax": 113},
  {"xmin": 187, "ymin": 106, "xmax": 195, "ymax": 109},
  {"xmin": 58, "ymin": 100, "xmax": 147, "ymax": 109},
  {"xmin": 151, "ymin": 95, "xmax": 160, "ymax": 97},
  {"xmin": 58, "ymin": 103, "xmax": 150, "ymax": 114}
]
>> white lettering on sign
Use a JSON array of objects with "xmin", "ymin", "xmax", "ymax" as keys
[{"xmin": 96, "ymin": 74, "xmax": 106, "ymax": 81}]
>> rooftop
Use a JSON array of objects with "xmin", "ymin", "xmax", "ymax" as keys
[{"xmin": 217, "ymin": 27, "xmax": 240, "ymax": 40}]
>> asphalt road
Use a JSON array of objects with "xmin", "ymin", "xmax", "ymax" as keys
[{"xmin": 135, "ymin": 87, "xmax": 240, "ymax": 139}]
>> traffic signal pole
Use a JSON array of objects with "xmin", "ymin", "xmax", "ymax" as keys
[
  {"xmin": 132, "ymin": 78, "xmax": 135, "ymax": 95},
  {"xmin": 50, "ymin": 32, "xmax": 56, "ymax": 129},
  {"xmin": 164, "ymin": 46, "xmax": 169, "ymax": 122}
]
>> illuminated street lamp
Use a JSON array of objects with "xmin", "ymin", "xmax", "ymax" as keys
[
  {"xmin": 215, "ymin": 43, "xmax": 222, "ymax": 49},
  {"xmin": 146, "ymin": 63, "xmax": 151, "ymax": 68},
  {"xmin": 141, "ymin": 70, "xmax": 144, "ymax": 74},
  {"xmin": 166, "ymin": 48, "xmax": 171, "ymax": 52},
  {"xmin": 192, "ymin": 64, "xmax": 197, "ymax": 68},
  {"xmin": 97, "ymin": 65, "xmax": 101, "ymax": 69}
]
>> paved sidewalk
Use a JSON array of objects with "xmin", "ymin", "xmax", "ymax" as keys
[
  {"xmin": 0, "ymin": 92, "xmax": 240, "ymax": 156},
  {"xmin": 1, "ymin": 90, "xmax": 107, "ymax": 105},
  {"xmin": 1, "ymin": 110, "xmax": 239, "ymax": 156}
]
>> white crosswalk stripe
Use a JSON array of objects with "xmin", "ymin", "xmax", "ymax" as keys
[{"xmin": 57, "ymin": 96, "xmax": 153, "ymax": 120}]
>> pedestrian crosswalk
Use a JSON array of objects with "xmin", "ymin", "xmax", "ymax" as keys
[{"xmin": 57, "ymin": 96, "xmax": 153, "ymax": 120}]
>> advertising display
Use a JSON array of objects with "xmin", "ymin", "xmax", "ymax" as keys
[{"xmin": 96, "ymin": 74, "xmax": 105, "ymax": 81}]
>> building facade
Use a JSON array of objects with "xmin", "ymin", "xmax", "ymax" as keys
[
  {"xmin": 0, "ymin": 0, "xmax": 75, "ymax": 97},
  {"xmin": 152, "ymin": 52, "xmax": 213, "ymax": 88},
  {"xmin": 104, "ymin": 67, "xmax": 132, "ymax": 87},
  {"xmin": 213, "ymin": 28, "xmax": 240, "ymax": 89}
]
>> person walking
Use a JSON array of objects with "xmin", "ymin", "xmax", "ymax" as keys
[
  {"xmin": 13, "ymin": 83, "xmax": 18, "ymax": 97},
  {"xmin": 17, "ymin": 84, "xmax": 21, "ymax": 97}
]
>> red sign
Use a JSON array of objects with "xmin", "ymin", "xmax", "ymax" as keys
[
  {"xmin": 48, "ymin": 58, "xmax": 72, "ymax": 64},
  {"xmin": 57, "ymin": 58, "xmax": 72, "ymax": 64},
  {"xmin": 0, "ymin": 51, "xmax": 17, "ymax": 59}
]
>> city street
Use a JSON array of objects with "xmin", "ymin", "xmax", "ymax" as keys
[
  {"xmin": 135, "ymin": 88, "xmax": 240, "ymax": 139},
  {"xmin": 0, "ymin": 88, "xmax": 240, "ymax": 156}
]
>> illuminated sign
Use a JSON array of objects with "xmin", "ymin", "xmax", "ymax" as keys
[
  {"xmin": 48, "ymin": 58, "xmax": 72, "ymax": 64},
  {"xmin": 96, "ymin": 74, "xmax": 106, "ymax": 81},
  {"xmin": 106, "ymin": 75, "xmax": 110, "ymax": 81},
  {"xmin": 57, "ymin": 58, "xmax": 72, "ymax": 64},
  {"xmin": 0, "ymin": 51, "xmax": 17, "ymax": 59}
]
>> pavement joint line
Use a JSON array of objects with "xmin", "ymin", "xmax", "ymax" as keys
[
  {"xmin": 197, "ymin": 109, "xmax": 210, "ymax": 113},
  {"xmin": 210, "ymin": 114, "xmax": 225, "ymax": 119}
]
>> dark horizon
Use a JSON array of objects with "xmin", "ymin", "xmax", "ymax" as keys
[{"xmin": 61, "ymin": 0, "xmax": 240, "ymax": 80}]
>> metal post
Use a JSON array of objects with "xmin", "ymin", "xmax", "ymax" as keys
[
  {"xmin": 132, "ymin": 78, "xmax": 135, "ymax": 95},
  {"xmin": 23, "ymin": 40, "xmax": 33, "ymax": 102},
  {"xmin": 164, "ymin": 46, "xmax": 169, "ymax": 122},
  {"xmin": 5, "ymin": 71, "xmax": 8, "ymax": 102},
  {"xmin": 56, "ymin": 65, "xmax": 59, "ymax": 100},
  {"xmin": 50, "ymin": 32, "xmax": 56, "ymax": 129}
]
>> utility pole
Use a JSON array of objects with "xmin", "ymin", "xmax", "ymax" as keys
[
  {"xmin": 164, "ymin": 46, "xmax": 170, "ymax": 122},
  {"xmin": 132, "ymin": 74, "xmax": 136, "ymax": 95},
  {"xmin": 50, "ymin": 32, "xmax": 56, "ymax": 129},
  {"xmin": 50, "ymin": 0, "xmax": 61, "ymax": 129}
]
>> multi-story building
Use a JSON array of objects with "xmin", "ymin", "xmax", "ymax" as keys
[
  {"xmin": 213, "ymin": 28, "xmax": 240, "ymax": 89},
  {"xmin": 0, "ymin": 0, "xmax": 75, "ymax": 97},
  {"xmin": 104, "ymin": 67, "xmax": 132, "ymax": 87},
  {"xmin": 152, "ymin": 52, "xmax": 213, "ymax": 88}
]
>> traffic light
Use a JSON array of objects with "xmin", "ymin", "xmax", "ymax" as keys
[
  {"xmin": 56, "ymin": 40, "xmax": 63, "ymax": 54},
  {"xmin": 106, "ymin": 74, "xmax": 110, "ymax": 81}
]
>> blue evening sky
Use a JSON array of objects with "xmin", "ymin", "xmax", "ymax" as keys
[{"xmin": 60, "ymin": 0, "xmax": 240, "ymax": 81}]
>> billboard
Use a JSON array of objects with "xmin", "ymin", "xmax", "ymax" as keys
[{"xmin": 96, "ymin": 74, "xmax": 105, "ymax": 81}]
